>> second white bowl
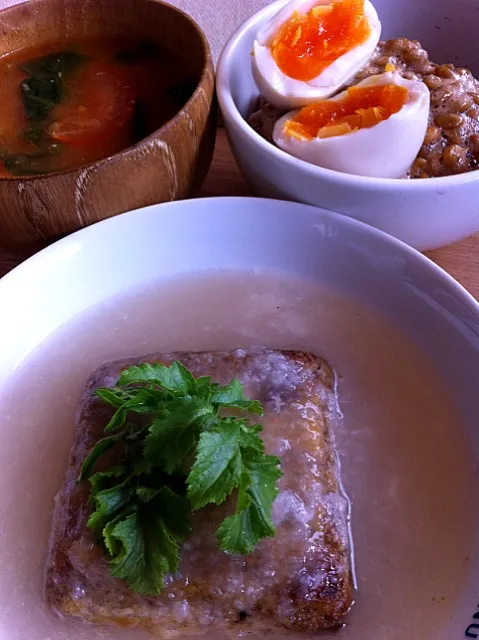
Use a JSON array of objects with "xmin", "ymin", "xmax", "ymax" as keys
[{"xmin": 217, "ymin": 0, "xmax": 479, "ymax": 250}]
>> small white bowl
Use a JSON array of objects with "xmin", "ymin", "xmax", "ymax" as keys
[{"xmin": 217, "ymin": 0, "xmax": 479, "ymax": 251}]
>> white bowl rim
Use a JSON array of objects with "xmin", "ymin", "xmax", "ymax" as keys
[
  {"xmin": 2, "ymin": 196, "xmax": 478, "ymax": 319},
  {"xmin": 217, "ymin": 0, "xmax": 479, "ymax": 189}
]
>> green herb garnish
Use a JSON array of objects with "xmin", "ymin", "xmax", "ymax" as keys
[{"xmin": 79, "ymin": 361, "xmax": 282, "ymax": 596}]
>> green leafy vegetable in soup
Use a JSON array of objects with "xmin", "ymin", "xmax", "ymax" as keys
[
  {"xmin": 0, "ymin": 38, "xmax": 197, "ymax": 176},
  {"xmin": 79, "ymin": 361, "xmax": 283, "ymax": 596},
  {"xmin": 20, "ymin": 51, "xmax": 86, "ymax": 121}
]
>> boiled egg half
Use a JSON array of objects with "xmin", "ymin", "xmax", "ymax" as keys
[
  {"xmin": 253, "ymin": 0, "xmax": 381, "ymax": 109},
  {"xmin": 272, "ymin": 71, "xmax": 430, "ymax": 178}
]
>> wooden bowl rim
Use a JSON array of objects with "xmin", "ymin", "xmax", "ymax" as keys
[{"xmin": 0, "ymin": 0, "xmax": 214, "ymax": 183}]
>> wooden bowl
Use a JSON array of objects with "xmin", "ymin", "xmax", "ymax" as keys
[{"xmin": 0, "ymin": 0, "xmax": 216, "ymax": 250}]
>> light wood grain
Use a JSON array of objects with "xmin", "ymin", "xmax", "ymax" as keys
[
  {"xmin": 2, "ymin": 128, "xmax": 479, "ymax": 301},
  {"xmin": 426, "ymin": 236, "xmax": 479, "ymax": 300},
  {"xmin": 0, "ymin": 0, "xmax": 216, "ymax": 250}
]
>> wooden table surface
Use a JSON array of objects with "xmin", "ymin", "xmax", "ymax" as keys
[{"xmin": 2, "ymin": 128, "xmax": 479, "ymax": 299}]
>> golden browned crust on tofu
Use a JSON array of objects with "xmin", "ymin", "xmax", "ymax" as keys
[{"xmin": 45, "ymin": 348, "xmax": 353, "ymax": 637}]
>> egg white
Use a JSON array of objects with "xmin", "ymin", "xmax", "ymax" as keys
[
  {"xmin": 253, "ymin": 0, "xmax": 382, "ymax": 110},
  {"xmin": 272, "ymin": 72, "xmax": 431, "ymax": 178}
]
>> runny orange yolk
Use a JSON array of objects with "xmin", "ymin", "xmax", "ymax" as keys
[
  {"xmin": 271, "ymin": 0, "xmax": 371, "ymax": 82},
  {"xmin": 284, "ymin": 84, "xmax": 408, "ymax": 139}
]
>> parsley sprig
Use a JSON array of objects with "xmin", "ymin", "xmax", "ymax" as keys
[{"xmin": 79, "ymin": 361, "xmax": 282, "ymax": 596}]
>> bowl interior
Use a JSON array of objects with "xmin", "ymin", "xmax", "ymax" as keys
[
  {"xmin": 0, "ymin": 0, "xmax": 207, "ymax": 77},
  {"xmin": 0, "ymin": 197, "xmax": 479, "ymax": 639},
  {"xmin": 373, "ymin": 0, "xmax": 479, "ymax": 70},
  {"xmin": 224, "ymin": 0, "xmax": 479, "ymax": 121}
]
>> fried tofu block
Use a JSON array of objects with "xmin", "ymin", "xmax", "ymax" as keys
[{"xmin": 45, "ymin": 348, "xmax": 353, "ymax": 636}]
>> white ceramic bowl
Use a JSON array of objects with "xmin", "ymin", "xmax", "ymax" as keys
[
  {"xmin": 1, "ymin": 197, "xmax": 479, "ymax": 640},
  {"xmin": 217, "ymin": 0, "xmax": 479, "ymax": 251}
]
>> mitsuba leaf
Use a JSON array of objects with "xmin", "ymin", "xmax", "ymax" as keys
[
  {"xmin": 210, "ymin": 379, "xmax": 263, "ymax": 415},
  {"xmin": 155, "ymin": 486, "xmax": 191, "ymax": 539},
  {"xmin": 81, "ymin": 360, "xmax": 281, "ymax": 594},
  {"xmin": 136, "ymin": 486, "xmax": 160, "ymax": 503},
  {"xmin": 79, "ymin": 430, "xmax": 126, "ymax": 480},
  {"xmin": 216, "ymin": 449, "xmax": 282, "ymax": 555},
  {"xmin": 144, "ymin": 396, "xmax": 214, "ymax": 473},
  {"xmin": 117, "ymin": 361, "xmax": 197, "ymax": 394},
  {"xmin": 187, "ymin": 421, "xmax": 244, "ymax": 510},
  {"xmin": 95, "ymin": 387, "xmax": 133, "ymax": 408},
  {"xmin": 89, "ymin": 467, "xmax": 127, "ymax": 492},
  {"xmin": 188, "ymin": 418, "xmax": 282, "ymax": 553},
  {"xmin": 87, "ymin": 476, "xmax": 135, "ymax": 532},
  {"xmin": 107, "ymin": 510, "xmax": 182, "ymax": 595}
]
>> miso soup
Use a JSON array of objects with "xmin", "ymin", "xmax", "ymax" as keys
[{"xmin": 0, "ymin": 38, "xmax": 198, "ymax": 176}]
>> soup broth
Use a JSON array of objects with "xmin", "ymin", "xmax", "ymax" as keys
[{"xmin": 0, "ymin": 38, "xmax": 198, "ymax": 176}]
